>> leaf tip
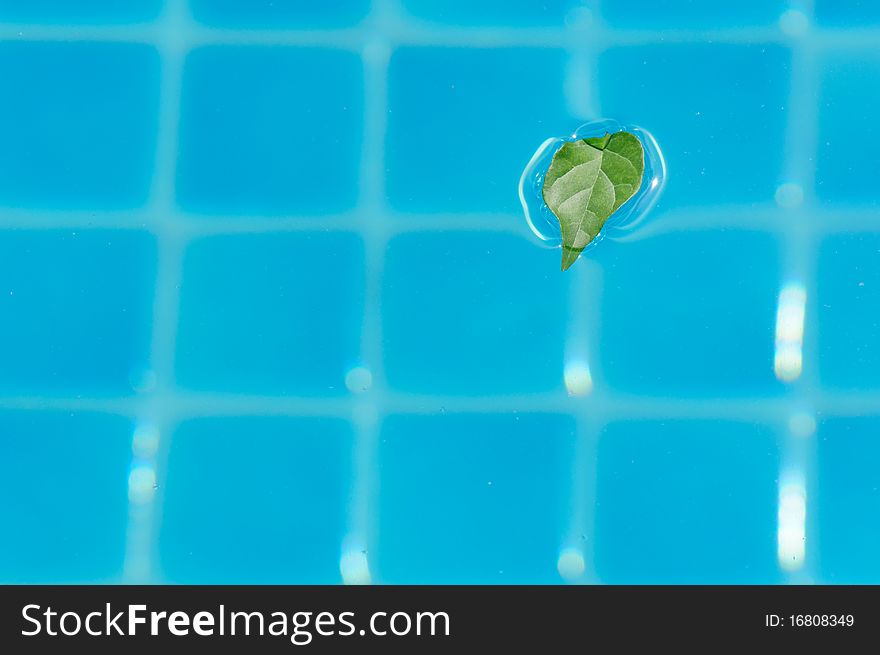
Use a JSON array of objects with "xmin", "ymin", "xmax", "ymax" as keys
[{"xmin": 561, "ymin": 247, "xmax": 580, "ymax": 272}]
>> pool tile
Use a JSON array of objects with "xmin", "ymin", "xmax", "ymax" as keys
[
  {"xmin": 602, "ymin": 0, "xmax": 785, "ymax": 27},
  {"xmin": 599, "ymin": 44, "xmax": 790, "ymax": 207},
  {"xmin": 0, "ymin": 411, "xmax": 132, "ymax": 582},
  {"xmin": 816, "ymin": 56, "xmax": 880, "ymax": 207},
  {"xmin": 158, "ymin": 417, "xmax": 352, "ymax": 583},
  {"xmin": 0, "ymin": 231, "xmax": 156, "ymax": 394},
  {"xmin": 190, "ymin": 0, "xmax": 369, "ymax": 27},
  {"xmin": 817, "ymin": 417, "xmax": 880, "ymax": 583},
  {"xmin": 595, "ymin": 420, "xmax": 781, "ymax": 583},
  {"xmin": 817, "ymin": 234, "xmax": 880, "ymax": 388},
  {"xmin": 386, "ymin": 47, "xmax": 574, "ymax": 213},
  {"xmin": 815, "ymin": 0, "xmax": 880, "ymax": 25},
  {"xmin": 175, "ymin": 233, "xmax": 364, "ymax": 394},
  {"xmin": 382, "ymin": 232, "xmax": 566, "ymax": 394},
  {"xmin": 376, "ymin": 413, "xmax": 576, "ymax": 583},
  {"xmin": 597, "ymin": 230, "xmax": 781, "ymax": 395},
  {"xmin": 401, "ymin": 0, "xmax": 573, "ymax": 26},
  {"xmin": 0, "ymin": 0, "xmax": 161, "ymax": 23},
  {"xmin": 0, "ymin": 42, "xmax": 159, "ymax": 209},
  {"xmin": 177, "ymin": 46, "xmax": 363, "ymax": 215}
]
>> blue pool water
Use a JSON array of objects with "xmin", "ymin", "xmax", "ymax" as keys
[{"xmin": 0, "ymin": 1, "xmax": 878, "ymax": 585}]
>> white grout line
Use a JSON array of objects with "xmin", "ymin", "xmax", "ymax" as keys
[
  {"xmin": 5, "ymin": 19, "xmax": 880, "ymax": 49},
  {"xmin": 339, "ymin": 0, "xmax": 398, "ymax": 586},
  {"xmin": 3, "ymin": 204, "xmax": 878, "ymax": 239},
  {"xmin": 561, "ymin": 260, "xmax": 604, "ymax": 584},
  {"xmin": 121, "ymin": 0, "xmax": 190, "ymax": 584},
  {"xmin": 1, "ymin": 388, "xmax": 880, "ymax": 418},
  {"xmin": 774, "ymin": 0, "xmax": 819, "ymax": 584},
  {"xmin": 559, "ymin": 2, "xmax": 604, "ymax": 585},
  {"xmin": 277, "ymin": 389, "xmax": 880, "ymax": 416}
]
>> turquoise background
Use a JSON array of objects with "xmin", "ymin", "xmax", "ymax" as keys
[{"xmin": 0, "ymin": 1, "xmax": 878, "ymax": 584}]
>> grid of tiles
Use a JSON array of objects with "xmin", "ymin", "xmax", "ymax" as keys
[{"xmin": 1, "ymin": 0, "xmax": 879, "ymax": 583}]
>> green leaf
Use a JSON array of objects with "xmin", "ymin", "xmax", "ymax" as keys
[{"xmin": 542, "ymin": 131, "xmax": 644, "ymax": 271}]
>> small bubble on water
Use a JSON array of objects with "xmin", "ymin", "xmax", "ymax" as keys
[
  {"xmin": 564, "ymin": 6, "xmax": 592, "ymax": 29},
  {"xmin": 557, "ymin": 548, "xmax": 586, "ymax": 580},
  {"xmin": 775, "ymin": 182, "xmax": 804, "ymax": 208},
  {"xmin": 779, "ymin": 9, "xmax": 809, "ymax": 36},
  {"xmin": 788, "ymin": 412, "xmax": 816, "ymax": 438},
  {"xmin": 345, "ymin": 366, "xmax": 373, "ymax": 393}
]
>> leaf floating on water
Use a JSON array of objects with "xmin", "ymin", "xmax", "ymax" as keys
[{"xmin": 542, "ymin": 131, "xmax": 644, "ymax": 271}]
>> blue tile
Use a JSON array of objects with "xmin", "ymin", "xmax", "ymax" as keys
[
  {"xmin": 816, "ymin": 56, "xmax": 880, "ymax": 206},
  {"xmin": 190, "ymin": 0, "xmax": 368, "ymax": 27},
  {"xmin": 387, "ymin": 47, "xmax": 574, "ymax": 213},
  {"xmin": 0, "ymin": 231, "xmax": 156, "ymax": 394},
  {"xmin": 0, "ymin": 411, "xmax": 131, "ymax": 582},
  {"xmin": 599, "ymin": 44, "xmax": 789, "ymax": 207},
  {"xmin": 0, "ymin": 42, "xmax": 159, "ymax": 209},
  {"xmin": 0, "ymin": 0, "xmax": 161, "ymax": 23},
  {"xmin": 817, "ymin": 235, "xmax": 880, "ymax": 388},
  {"xmin": 159, "ymin": 417, "xmax": 352, "ymax": 583},
  {"xmin": 175, "ymin": 233, "xmax": 364, "ymax": 394},
  {"xmin": 597, "ymin": 231, "xmax": 781, "ymax": 395},
  {"xmin": 817, "ymin": 417, "xmax": 880, "ymax": 583},
  {"xmin": 402, "ymin": 0, "xmax": 573, "ymax": 26},
  {"xmin": 815, "ymin": 0, "xmax": 880, "ymax": 25},
  {"xmin": 383, "ymin": 232, "xmax": 566, "ymax": 394},
  {"xmin": 177, "ymin": 47, "xmax": 362, "ymax": 215},
  {"xmin": 595, "ymin": 420, "xmax": 781, "ymax": 584},
  {"xmin": 602, "ymin": 0, "xmax": 785, "ymax": 27},
  {"xmin": 376, "ymin": 413, "xmax": 575, "ymax": 583}
]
